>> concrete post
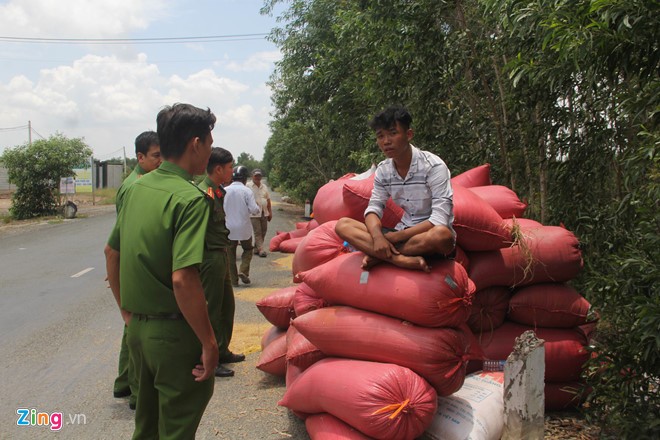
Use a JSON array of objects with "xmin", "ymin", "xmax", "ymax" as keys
[{"xmin": 502, "ymin": 330, "xmax": 545, "ymax": 440}]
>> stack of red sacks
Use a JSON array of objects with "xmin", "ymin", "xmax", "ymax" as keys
[
  {"xmin": 257, "ymin": 224, "xmax": 477, "ymax": 438},
  {"xmin": 255, "ymin": 164, "xmax": 595, "ymax": 439},
  {"xmin": 269, "ymin": 218, "xmax": 320, "ymax": 254},
  {"xmin": 257, "ymin": 262, "xmax": 475, "ymax": 439},
  {"xmin": 454, "ymin": 165, "xmax": 595, "ymax": 410}
]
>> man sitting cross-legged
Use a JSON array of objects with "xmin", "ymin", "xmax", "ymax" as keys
[{"xmin": 335, "ymin": 105, "xmax": 455, "ymax": 272}]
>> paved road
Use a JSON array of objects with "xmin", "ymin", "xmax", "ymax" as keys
[{"xmin": 0, "ymin": 195, "xmax": 309, "ymax": 439}]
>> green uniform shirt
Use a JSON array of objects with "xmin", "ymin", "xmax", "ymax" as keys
[
  {"xmin": 115, "ymin": 164, "xmax": 146, "ymax": 213},
  {"xmin": 198, "ymin": 176, "xmax": 231, "ymax": 251},
  {"xmin": 107, "ymin": 161, "xmax": 210, "ymax": 314}
]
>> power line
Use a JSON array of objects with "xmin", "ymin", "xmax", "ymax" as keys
[
  {"xmin": 31, "ymin": 128, "xmax": 46, "ymax": 140},
  {"xmin": 0, "ymin": 124, "xmax": 29, "ymax": 132},
  {"xmin": 0, "ymin": 33, "xmax": 269, "ymax": 45},
  {"xmin": 94, "ymin": 148, "xmax": 125, "ymax": 161}
]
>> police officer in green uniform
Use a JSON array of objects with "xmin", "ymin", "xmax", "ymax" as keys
[
  {"xmin": 115, "ymin": 131, "xmax": 162, "ymax": 212},
  {"xmin": 113, "ymin": 131, "xmax": 162, "ymax": 410},
  {"xmin": 105, "ymin": 103, "xmax": 218, "ymax": 439},
  {"xmin": 197, "ymin": 147, "xmax": 246, "ymax": 378}
]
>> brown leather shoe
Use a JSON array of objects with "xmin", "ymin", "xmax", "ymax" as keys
[{"xmin": 238, "ymin": 273, "xmax": 251, "ymax": 285}]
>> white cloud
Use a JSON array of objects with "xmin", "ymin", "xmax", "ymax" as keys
[
  {"xmin": 225, "ymin": 50, "xmax": 281, "ymax": 72},
  {"xmin": 0, "ymin": 1, "xmax": 278, "ymax": 160},
  {"xmin": 0, "ymin": 0, "xmax": 168, "ymax": 37},
  {"xmin": 0, "ymin": 52, "xmax": 273, "ymax": 160}
]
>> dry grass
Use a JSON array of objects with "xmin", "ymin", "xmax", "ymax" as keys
[{"xmin": 229, "ymin": 322, "xmax": 274, "ymax": 355}]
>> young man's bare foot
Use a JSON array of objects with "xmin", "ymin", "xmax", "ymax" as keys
[
  {"xmin": 361, "ymin": 254, "xmax": 382, "ymax": 270},
  {"xmin": 391, "ymin": 255, "xmax": 430, "ymax": 272}
]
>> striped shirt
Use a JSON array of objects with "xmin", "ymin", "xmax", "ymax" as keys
[{"xmin": 365, "ymin": 145, "xmax": 454, "ymax": 231}]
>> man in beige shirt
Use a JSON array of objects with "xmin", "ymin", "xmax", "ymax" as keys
[{"xmin": 247, "ymin": 169, "xmax": 272, "ymax": 257}]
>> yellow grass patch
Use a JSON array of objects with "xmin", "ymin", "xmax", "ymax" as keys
[
  {"xmin": 271, "ymin": 253, "xmax": 294, "ymax": 269},
  {"xmin": 234, "ymin": 287, "xmax": 277, "ymax": 303},
  {"xmin": 229, "ymin": 322, "xmax": 273, "ymax": 355}
]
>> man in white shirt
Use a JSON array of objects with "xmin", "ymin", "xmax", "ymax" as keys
[
  {"xmin": 335, "ymin": 105, "xmax": 455, "ymax": 272},
  {"xmin": 246, "ymin": 169, "xmax": 272, "ymax": 257},
  {"xmin": 224, "ymin": 165, "xmax": 261, "ymax": 286}
]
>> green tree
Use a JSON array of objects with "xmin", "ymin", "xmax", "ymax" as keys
[
  {"xmin": 1, "ymin": 134, "xmax": 93, "ymax": 219},
  {"xmin": 263, "ymin": 0, "xmax": 659, "ymax": 436},
  {"xmin": 235, "ymin": 152, "xmax": 264, "ymax": 175},
  {"xmin": 484, "ymin": 0, "xmax": 659, "ymax": 435}
]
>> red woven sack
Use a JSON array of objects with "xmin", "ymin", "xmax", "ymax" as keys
[
  {"xmin": 342, "ymin": 174, "xmax": 404, "ymax": 229},
  {"xmin": 292, "ymin": 220, "xmax": 347, "ymax": 282},
  {"xmin": 279, "ymin": 358, "xmax": 437, "ymax": 440},
  {"xmin": 270, "ymin": 231, "xmax": 290, "ymax": 252},
  {"xmin": 279, "ymin": 236, "xmax": 305, "ymax": 254},
  {"xmin": 306, "ymin": 414, "xmax": 374, "ymax": 440},
  {"xmin": 508, "ymin": 283, "xmax": 592, "ymax": 328},
  {"xmin": 256, "ymin": 329, "xmax": 287, "ymax": 376},
  {"xmin": 256, "ymin": 286, "xmax": 297, "ymax": 328},
  {"xmin": 306, "ymin": 219, "xmax": 320, "ymax": 231},
  {"xmin": 468, "ymin": 185, "xmax": 527, "ymax": 219},
  {"xmin": 299, "ymin": 252, "xmax": 474, "ymax": 328},
  {"xmin": 288, "ymin": 227, "xmax": 311, "ymax": 239},
  {"xmin": 261, "ymin": 325, "xmax": 286, "ymax": 350},
  {"xmin": 467, "ymin": 286, "xmax": 511, "ymax": 334},
  {"xmin": 468, "ymin": 225, "xmax": 583, "ymax": 290},
  {"xmin": 293, "ymin": 282, "xmax": 328, "ymax": 317},
  {"xmin": 293, "ymin": 306, "xmax": 470, "ymax": 396},
  {"xmin": 286, "ymin": 324, "xmax": 325, "ymax": 370},
  {"xmin": 285, "ymin": 360, "xmax": 305, "ymax": 389},
  {"xmin": 503, "ymin": 217, "xmax": 543, "ymax": 230},
  {"xmin": 477, "ymin": 321, "xmax": 591, "ymax": 382},
  {"xmin": 454, "ymin": 246, "xmax": 470, "ymax": 272},
  {"xmin": 453, "ymin": 184, "xmax": 512, "ymax": 251},
  {"xmin": 450, "ymin": 164, "xmax": 491, "ymax": 188},
  {"xmin": 311, "ymin": 174, "xmax": 356, "ymax": 225}
]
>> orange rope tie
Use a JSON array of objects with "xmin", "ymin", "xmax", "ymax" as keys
[
  {"xmin": 444, "ymin": 354, "xmax": 471, "ymax": 378},
  {"xmin": 371, "ymin": 399, "xmax": 411, "ymax": 419}
]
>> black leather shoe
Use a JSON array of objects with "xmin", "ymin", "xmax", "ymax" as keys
[
  {"xmin": 113, "ymin": 388, "xmax": 131, "ymax": 398},
  {"xmin": 129, "ymin": 402, "xmax": 136, "ymax": 410},
  {"xmin": 215, "ymin": 365, "xmax": 235, "ymax": 377},
  {"xmin": 220, "ymin": 352, "xmax": 246, "ymax": 363}
]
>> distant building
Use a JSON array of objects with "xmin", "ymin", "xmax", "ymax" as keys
[
  {"xmin": 0, "ymin": 165, "xmax": 17, "ymax": 193},
  {"xmin": 93, "ymin": 161, "xmax": 124, "ymax": 189},
  {"xmin": 0, "ymin": 162, "xmax": 123, "ymax": 193}
]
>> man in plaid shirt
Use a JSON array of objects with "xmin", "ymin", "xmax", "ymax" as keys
[{"xmin": 336, "ymin": 105, "xmax": 455, "ymax": 272}]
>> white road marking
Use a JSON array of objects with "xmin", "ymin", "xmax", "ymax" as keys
[{"xmin": 71, "ymin": 267, "xmax": 95, "ymax": 278}]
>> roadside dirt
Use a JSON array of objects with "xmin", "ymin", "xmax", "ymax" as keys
[{"xmin": 0, "ymin": 192, "xmax": 115, "ymax": 239}]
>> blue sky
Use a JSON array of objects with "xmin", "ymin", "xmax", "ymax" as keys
[{"xmin": 0, "ymin": 0, "xmax": 285, "ymax": 160}]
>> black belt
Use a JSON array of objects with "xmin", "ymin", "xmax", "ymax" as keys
[{"xmin": 133, "ymin": 313, "xmax": 184, "ymax": 321}]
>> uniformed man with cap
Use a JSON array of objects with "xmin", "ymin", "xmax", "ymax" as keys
[
  {"xmin": 113, "ymin": 130, "xmax": 162, "ymax": 410},
  {"xmin": 198, "ymin": 147, "xmax": 246, "ymax": 378},
  {"xmin": 105, "ymin": 103, "xmax": 218, "ymax": 438}
]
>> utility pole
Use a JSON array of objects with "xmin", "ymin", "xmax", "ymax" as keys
[
  {"xmin": 28, "ymin": 120, "xmax": 32, "ymax": 145},
  {"xmin": 91, "ymin": 156, "xmax": 96, "ymax": 206},
  {"xmin": 123, "ymin": 146, "xmax": 127, "ymax": 176}
]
